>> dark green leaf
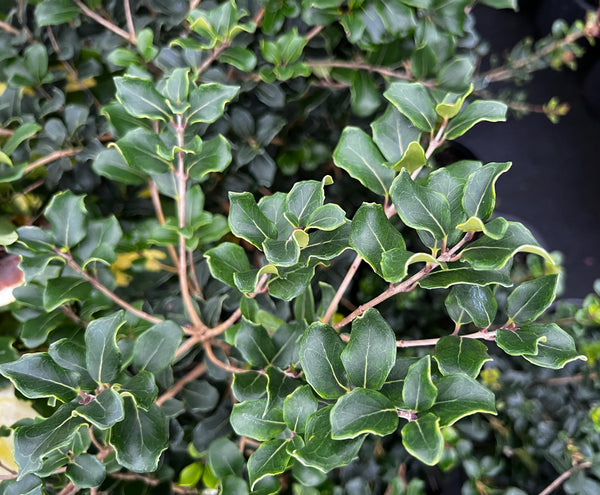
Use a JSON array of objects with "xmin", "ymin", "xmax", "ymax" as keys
[
  {"xmin": 85, "ymin": 312, "xmax": 124, "ymax": 384},
  {"xmin": 187, "ymin": 83, "xmax": 239, "ymax": 124},
  {"xmin": 263, "ymin": 237, "xmax": 300, "ymax": 267},
  {"xmin": 521, "ymin": 324, "xmax": 587, "ymax": 369},
  {"xmin": 205, "ymin": 242, "xmax": 251, "ymax": 287},
  {"xmin": 380, "ymin": 357, "xmax": 420, "ymax": 407},
  {"xmin": 20, "ymin": 310, "xmax": 68, "ymax": 348},
  {"xmin": 447, "ymin": 285, "xmax": 498, "ymax": 328},
  {"xmin": 298, "ymin": 323, "xmax": 348, "ymax": 399},
  {"xmin": 284, "ymin": 179, "xmax": 326, "ymax": 228},
  {"xmin": 74, "ymin": 388, "xmax": 124, "ymax": 429},
  {"xmin": 384, "ymin": 82, "xmax": 437, "ymax": 132},
  {"xmin": 433, "ymin": 336, "xmax": 491, "ymax": 378},
  {"xmin": 300, "ymin": 221, "xmax": 351, "ymax": 263},
  {"xmin": 436, "ymin": 56, "xmax": 473, "ymax": 92},
  {"xmin": 228, "ymin": 192, "xmax": 277, "ymax": 247},
  {"xmin": 283, "ymin": 385, "xmax": 318, "ymax": 434},
  {"xmin": 119, "ymin": 371, "xmax": 158, "ymax": 410},
  {"xmin": 306, "ymin": 204, "xmax": 346, "ymax": 231},
  {"xmin": 133, "ymin": 321, "xmax": 183, "ymax": 374},
  {"xmin": 186, "ymin": 135, "xmax": 232, "ymax": 179},
  {"xmin": 419, "ymin": 264, "xmax": 512, "ymax": 289},
  {"xmin": 248, "ymin": 439, "xmax": 291, "ymax": 489},
  {"xmin": 235, "ymin": 319, "xmax": 276, "ymax": 367},
  {"xmin": 35, "ymin": 0, "xmax": 79, "ymax": 26},
  {"xmin": 350, "ymin": 71, "xmax": 380, "ymax": 117},
  {"xmin": 164, "ymin": 68, "xmax": 189, "ymax": 104},
  {"xmin": 42, "ymin": 277, "xmax": 91, "ymax": 312},
  {"xmin": 92, "ymin": 149, "xmax": 146, "ymax": 186},
  {"xmin": 115, "ymin": 128, "xmax": 172, "ymax": 174},
  {"xmin": 183, "ymin": 380, "xmax": 219, "ymax": 413},
  {"xmin": 114, "ymin": 76, "xmax": 171, "ymax": 121},
  {"xmin": 401, "ymin": 413, "xmax": 443, "ymax": 465},
  {"xmin": 2, "ymin": 123, "xmax": 42, "ymax": 155},
  {"xmin": 232, "ymin": 372, "xmax": 268, "ymax": 401},
  {"xmin": 507, "ymin": 274, "xmax": 559, "ymax": 325},
  {"xmin": 45, "ymin": 191, "xmax": 87, "ymax": 249},
  {"xmin": 66, "ymin": 454, "xmax": 105, "ymax": 488},
  {"xmin": 371, "ymin": 105, "xmax": 421, "ymax": 164},
  {"xmin": 402, "ymin": 356, "xmax": 437, "ymax": 411},
  {"xmin": 462, "ymin": 162, "xmax": 511, "ymax": 221},
  {"xmin": 258, "ymin": 193, "xmax": 294, "ymax": 240},
  {"xmin": 230, "ymin": 399, "xmax": 286, "ymax": 441},
  {"xmin": 219, "ymin": 46, "xmax": 257, "ymax": 71},
  {"xmin": 496, "ymin": 328, "xmax": 546, "ymax": 356},
  {"xmin": 208, "ymin": 437, "xmax": 244, "ymax": 478},
  {"xmin": 445, "ymin": 101, "xmax": 507, "ymax": 140}
]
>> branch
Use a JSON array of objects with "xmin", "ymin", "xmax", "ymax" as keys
[
  {"xmin": 156, "ymin": 363, "xmax": 206, "ymax": 405},
  {"xmin": 124, "ymin": 0, "xmax": 137, "ymax": 44},
  {"xmin": 306, "ymin": 59, "xmax": 414, "ymax": 82},
  {"xmin": 0, "ymin": 128, "xmax": 14, "ymax": 137},
  {"xmin": 203, "ymin": 340, "xmax": 255, "ymax": 374},
  {"xmin": 0, "ymin": 19, "xmax": 19, "ymax": 36},
  {"xmin": 195, "ymin": 42, "xmax": 230, "ymax": 80},
  {"xmin": 538, "ymin": 461, "xmax": 592, "ymax": 495},
  {"xmin": 322, "ymin": 254, "xmax": 362, "ymax": 325},
  {"xmin": 24, "ymin": 148, "xmax": 83, "ymax": 175},
  {"xmin": 73, "ymin": 0, "xmax": 137, "ymax": 45},
  {"xmin": 396, "ymin": 329, "xmax": 496, "ymax": 348},
  {"xmin": 149, "ymin": 180, "xmax": 180, "ymax": 267}
]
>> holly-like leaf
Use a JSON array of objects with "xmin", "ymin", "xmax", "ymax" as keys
[
  {"xmin": 205, "ymin": 242, "xmax": 251, "ymax": 287},
  {"xmin": 350, "ymin": 203, "xmax": 405, "ymax": 277},
  {"xmin": 186, "ymin": 135, "xmax": 232, "ymax": 179},
  {"xmin": 45, "ymin": 191, "xmax": 87, "ymax": 249},
  {"xmin": 496, "ymin": 328, "xmax": 546, "ymax": 356},
  {"xmin": 234, "ymin": 319, "xmax": 276, "ymax": 368},
  {"xmin": 85, "ymin": 312, "xmax": 124, "ymax": 384},
  {"xmin": 447, "ymin": 285, "xmax": 498, "ymax": 328},
  {"xmin": 208, "ymin": 438, "xmax": 244, "ymax": 479},
  {"xmin": 228, "ymin": 192, "xmax": 277, "ymax": 247},
  {"xmin": 114, "ymin": 76, "xmax": 171, "ymax": 121},
  {"xmin": 298, "ymin": 323, "xmax": 348, "ymax": 399},
  {"xmin": 430, "ymin": 374, "xmax": 496, "ymax": 426},
  {"xmin": 330, "ymin": 388, "xmax": 398, "ymax": 439},
  {"xmin": 42, "ymin": 277, "xmax": 91, "ymax": 312},
  {"xmin": 114, "ymin": 128, "xmax": 172, "ymax": 174},
  {"xmin": 306, "ymin": 204, "xmax": 346, "ymax": 231},
  {"xmin": 462, "ymin": 162, "xmax": 511, "ymax": 221},
  {"xmin": 521, "ymin": 324, "xmax": 587, "ymax": 369},
  {"xmin": 333, "ymin": 127, "xmax": 395, "ymax": 196},
  {"xmin": 371, "ymin": 105, "xmax": 421, "ymax": 163},
  {"xmin": 186, "ymin": 83, "xmax": 239, "ymax": 124},
  {"xmin": 291, "ymin": 406, "xmax": 364, "ymax": 473},
  {"xmin": 433, "ymin": 336, "xmax": 491, "ymax": 378},
  {"xmin": 401, "ymin": 413, "xmax": 443, "ymax": 465},
  {"xmin": 419, "ymin": 264, "xmax": 512, "ymax": 289},
  {"xmin": 248, "ymin": 439, "xmax": 291, "ymax": 489},
  {"xmin": 73, "ymin": 388, "xmax": 124, "ymax": 429},
  {"xmin": 340, "ymin": 309, "xmax": 397, "ymax": 389},
  {"xmin": 384, "ymin": 82, "xmax": 438, "ymax": 132},
  {"xmin": 402, "ymin": 356, "xmax": 437, "ymax": 411},
  {"xmin": 66, "ymin": 454, "xmax": 106, "ymax": 488},
  {"xmin": 133, "ymin": 321, "xmax": 183, "ymax": 374},
  {"xmin": 445, "ymin": 100, "xmax": 507, "ymax": 140},
  {"xmin": 119, "ymin": 371, "xmax": 158, "ymax": 409},
  {"xmin": 284, "ymin": 179, "xmax": 326, "ymax": 228},
  {"xmin": 507, "ymin": 274, "xmax": 559, "ymax": 325},
  {"xmin": 230, "ymin": 399, "xmax": 286, "ymax": 441},
  {"xmin": 283, "ymin": 385, "xmax": 318, "ymax": 434},
  {"xmin": 0, "ymin": 353, "xmax": 79, "ymax": 402},
  {"xmin": 109, "ymin": 397, "xmax": 168, "ymax": 473}
]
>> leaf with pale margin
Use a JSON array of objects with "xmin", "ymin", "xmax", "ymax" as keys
[
  {"xmin": 384, "ymin": 82, "xmax": 438, "ymax": 132},
  {"xmin": 434, "ymin": 336, "xmax": 491, "ymax": 378},
  {"xmin": 248, "ymin": 439, "xmax": 291, "ymax": 489},
  {"xmin": 284, "ymin": 179, "xmax": 326, "ymax": 228},
  {"xmin": 186, "ymin": 135, "xmax": 232, "ymax": 180},
  {"xmin": 133, "ymin": 321, "xmax": 183, "ymax": 374},
  {"xmin": 341, "ymin": 309, "xmax": 396, "ymax": 389},
  {"xmin": 507, "ymin": 274, "xmax": 558, "ymax": 325},
  {"xmin": 445, "ymin": 100, "xmax": 507, "ymax": 140},
  {"xmin": 119, "ymin": 371, "xmax": 158, "ymax": 410},
  {"xmin": 401, "ymin": 413, "xmax": 443, "ymax": 466},
  {"xmin": 258, "ymin": 193, "xmax": 294, "ymax": 240},
  {"xmin": 419, "ymin": 263, "xmax": 512, "ymax": 289},
  {"xmin": 283, "ymin": 385, "xmax": 318, "ymax": 434},
  {"xmin": 114, "ymin": 128, "xmax": 172, "ymax": 174},
  {"xmin": 402, "ymin": 355, "xmax": 438, "ymax": 412},
  {"xmin": 456, "ymin": 216, "xmax": 508, "ymax": 240},
  {"xmin": 521, "ymin": 324, "xmax": 587, "ymax": 369},
  {"xmin": 430, "ymin": 374, "xmax": 496, "ymax": 427},
  {"xmin": 333, "ymin": 127, "xmax": 395, "ymax": 196},
  {"xmin": 114, "ymin": 76, "xmax": 171, "ymax": 121},
  {"xmin": 496, "ymin": 328, "xmax": 546, "ymax": 356},
  {"xmin": 235, "ymin": 319, "xmax": 276, "ymax": 367},
  {"xmin": 462, "ymin": 162, "xmax": 511, "ymax": 221},
  {"xmin": 448, "ymin": 285, "xmax": 498, "ymax": 328},
  {"xmin": 298, "ymin": 323, "xmax": 348, "ymax": 399},
  {"xmin": 381, "ymin": 249, "xmax": 437, "ymax": 284},
  {"xmin": 85, "ymin": 312, "xmax": 124, "ymax": 384},
  {"xmin": 263, "ymin": 237, "xmax": 300, "ymax": 267},
  {"xmin": 205, "ymin": 242, "xmax": 251, "ymax": 287},
  {"xmin": 186, "ymin": 83, "xmax": 239, "ymax": 124},
  {"xmin": 380, "ymin": 357, "xmax": 420, "ymax": 407},
  {"xmin": 331, "ymin": 388, "xmax": 398, "ymax": 439},
  {"xmin": 65, "ymin": 454, "xmax": 105, "ymax": 488},
  {"xmin": 42, "ymin": 277, "xmax": 91, "ymax": 312},
  {"xmin": 73, "ymin": 388, "xmax": 124, "ymax": 429},
  {"xmin": 230, "ymin": 399, "xmax": 286, "ymax": 441},
  {"xmin": 306, "ymin": 204, "xmax": 346, "ymax": 231},
  {"xmin": 45, "ymin": 191, "xmax": 87, "ymax": 249},
  {"xmin": 228, "ymin": 192, "xmax": 277, "ymax": 247},
  {"xmin": 371, "ymin": 105, "xmax": 421, "ymax": 163}
]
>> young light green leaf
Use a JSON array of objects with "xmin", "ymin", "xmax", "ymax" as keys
[
  {"xmin": 137, "ymin": 28, "xmax": 158, "ymax": 62},
  {"xmin": 283, "ymin": 385, "xmax": 318, "ymax": 434},
  {"xmin": 66, "ymin": 454, "xmax": 106, "ymax": 488},
  {"xmin": 219, "ymin": 45, "xmax": 257, "ymax": 71},
  {"xmin": 384, "ymin": 81, "xmax": 438, "ymax": 132},
  {"xmin": 381, "ymin": 250, "xmax": 437, "ymax": 284},
  {"xmin": 371, "ymin": 105, "xmax": 421, "ymax": 163},
  {"xmin": 402, "ymin": 355, "xmax": 438, "ymax": 412},
  {"xmin": 507, "ymin": 274, "xmax": 559, "ymax": 325},
  {"xmin": 85, "ymin": 312, "xmax": 124, "ymax": 384},
  {"xmin": 462, "ymin": 162, "xmax": 511, "ymax": 221},
  {"xmin": 401, "ymin": 413, "xmax": 444, "ymax": 465},
  {"xmin": 109, "ymin": 397, "xmax": 168, "ymax": 473},
  {"xmin": 228, "ymin": 192, "xmax": 278, "ymax": 247},
  {"xmin": 73, "ymin": 388, "xmax": 125, "ymax": 429},
  {"xmin": 205, "ymin": 242, "xmax": 251, "ymax": 287},
  {"xmin": 186, "ymin": 83, "xmax": 239, "ymax": 124},
  {"xmin": 230, "ymin": 399, "xmax": 286, "ymax": 441},
  {"xmin": 248, "ymin": 439, "xmax": 291, "ymax": 489},
  {"xmin": 435, "ymin": 84, "xmax": 473, "ymax": 119},
  {"xmin": 521, "ymin": 323, "xmax": 587, "ymax": 369},
  {"xmin": 333, "ymin": 127, "xmax": 395, "ymax": 197},
  {"xmin": 208, "ymin": 438, "xmax": 244, "ymax": 479},
  {"xmin": 445, "ymin": 100, "xmax": 507, "ymax": 140},
  {"xmin": 114, "ymin": 76, "xmax": 171, "ymax": 121},
  {"xmin": 45, "ymin": 191, "xmax": 88, "ymax": 249},
  {"xmin": 133, "ymin": 321, "xmax": 183, "ymax": 374},
  {"xmin": 448, "ymin": 285, "xmax": 498, "ymax": 328},
  {"xmin": 298, "ymin": 323, "xmax": 349, "ymax": 399},
  {"xmin": 433, "ymin": 336, "xmax": 491, "ymax": 378},
  {"xmin": 341, "ymin": 309, "xmax": 397, "ymax": 390},
  {"xmin": 234, "ymin": 319, "xmax": 276, "ymax": 367},
  {"xmin": 430, "ymin": 374, "xmax": 496, "ymax": 426},
  {"xmin": 330, "ymin": 388, "xmax": 398, "ymax": 439},
  {"xmin": 456, "ymin": 216, "xmax": 508, "ymax": 240},
  {"xmin": 392, "ymin": 141, "xmax": 427, "ymax": 173},
  {"xmin": 350, "ymin": 203, "xmax": 406, "ymax": 278}
]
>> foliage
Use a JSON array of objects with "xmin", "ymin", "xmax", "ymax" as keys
[{"xmin": 0, "ymin": 0, "xmax": 599, "ymax": 494}]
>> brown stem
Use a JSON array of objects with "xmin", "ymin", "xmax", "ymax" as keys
[
  {"xmin": 0, "ymin": 19, "xmax": 19, "ymax": 36},
  {"xmin": 306, "ymin": 59, "xmax": 433, "ymax": 85},
  {"xmin": 24, "ymin": 148, "xmax": 83, "ymax": 175},
  {"xmin": 538, "ymin": 461, "xmax": 592, "ymax": 495},
  {"xmin": 203, "ymin": 340, "xmax": 255, "ymax": 374},
  {"xmin": 58, "ymin": 481, "xmax": 80, "ymax": 495},
  {"xmin": 196, "ymin": 42, "xmax": 230, "ymax": 80},
  {"xmin": 305, "ymin": 25, "xmax": 324, "ymax": 41},
  {"xmin": 73, "ymin": 0, "xmax": 136, "ymax": 45},
  {"xmin": 149, "ymin": 180, "xmax": 180, "ymax": 266},
  {"xmin": 187, "ymin": 250, "xmax": 203, "ymax": 298},
  {"xmin": 124, "ymin": 0, "xmax": 137, "ymax": 44},
  {"xmin": 156, "ymin": 362, "xmax": 206, "ymax": 405},
  {"xmin": 0, "ymin": 460, "xmax": 17, "ymax": 476},
  {"xmin": 0, "ymin": 128, "xmax": 15, "ymax": 137},
  {"xmin": 544, "ymin": 372, "xmax": 597, "ymax": 386},
  {"xmin": 396, "ymin": 329, "xmax": 496, "ymax": 348},
  {"xmin": 322, "ymin": 254, "xmax": 362, "ymax": 325}
]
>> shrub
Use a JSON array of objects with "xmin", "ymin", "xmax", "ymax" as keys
[{"xmin": 0, "ymin": 1, "xmax": 599, "ymax": 494}]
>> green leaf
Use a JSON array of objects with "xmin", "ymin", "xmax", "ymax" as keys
[
  {"xmin": 35, "ymin": 0, "xmax": 79, "ymax": 26},
  {"xmin": 205, "ymin": 242, "xmax": 251, "ymax": 287},
  {"xmin": 392, "ymin": 141, "xmax": 427, "ymax": 173},
  {"xmin": 220, "ymin": 46, "xmax": 257, "ymax": 71},
  {"xmin": 384, "ymin": 82, "xmax": 437, "ymax": 132},
  {"xmin": 390, "ymin": 170, "xmax": 452, "ymax": 245},
  {"xmin": 433, "ymin": 336, "xmax": 491, "ymax": 378},
  {"xmin": 263, "ymin": 237, "xmax": 300, "ymax": 267},
  {"xmin": 208, "ymin": 438, "xmax": 244, "ymax": 478},
  {"xmin": 430, "ymin": 374, "xmax": 496, "ymax": 427},
  {"xmin": 0, "ymin": 353, "xmax": 79, "ymax": 402},
  {"xmin": 119, "ymin": 371, "xmax": 158, "ymax": 409},
  {"xmin": 445, "ymin": 101, "xmax": 507, "ymax": 140},
  {"xmin": 298, "ymin": 323, "xmax": 348, "ymax": 399},
  {"xmin": 340, "ymin": 309, "xmax": 397, "ymax": 389},
  {"xmin": 228, "ymin": 192, "xmax": 277, "ymax": 247},
  {"xmin": 456, "ymin": 216, "xmax": 508, "ymax": 240},
  {"xmin": 291, "ymin": 406, "xmax": 364, "ymax": 473},
  {"xmin": 232, "ymin": 371, "xmax": 268, "ymax": 401},
  {"xmin": 230, "ymin": 399, "xmax": 286, "ymax": 441},
  {"xmin": 0, "ymin": 218, "xmax": 17, "ymax": 245},
  {"xmin": 350, "ymin": 71, "xmax": 380, "ymax": 117},
  {"xmin": 462, "ymin": 162, "xmax": 511, "ymax": 221},
  {"xmin": 461, "ymin": 222, "xmax": 557, "ymax": 270},
  {"xmin": 284, "ymin": 179, "xmax": 326, "ymax": 228},
  {"xmin": 401, "ymin": 413, "xmax": 443, "ymax": 465},
  {"xmin": 306, "ymin": 204, "xmax": 346, "ymax": 231},
  {"xmin": 380, "ymin": 357, "xmax": 420, "ymax": 407},
  {"xmin": 350, "ymin": 203, "xmax": 405, "ymax": 278},
  {"xmin": 330, "ymin": 388, "xmax": 398, "ymax": 439},
  {"xmin": 85, "ymin": 312, "xmax": 124, "ymax": 384},
  {"xmin": 234, "ymin": 319, "xmax": 276, "ymax": 367},
  {"xmin": 507, "ymin": 274, "xmax": 559, "ymax": 325},
  {"xmin": 2, "ymin": 123, "xmax": 42, "ymax": 155},
  {"xmin": 300, "ymin": 221, "xmax": 351, "ymax": 263},
  {"xmin": 186, "ymin": 83, "xmax": 239, "ymax": 124},
  {"xmin": 419, "ymin": 264, "xmax": 512, "ymax": 289},
  {"xmin": 186, "ymin": 135, "xmax": 232, "ymax": 179},
  {"xmin": 447, "ymin": 285, "xmax": 498, "ymax": 328},
  {"xmin": 164, "ymin": 68, "xmax": 190, "ymax": 104},
  {"xmin": 479, "ymin": 0, "xmax": 517, "ymax": 9},
  {"xmin": 136, "ymin": 28, "xmax": 158, "ymax": 62},
  {"xmin": 248, "ymin": 439, "xmax": 291, "ymax": 489},
  {"xmin": 521, "ymin": 324, "xmax": 587, "ymax": 369},
  {"xmin": 114, "ymin": 128, "xmax": 172, "ymax": 174},
  {"xmin": 109, "ymin": 397, "xmax": 169, "ymax": 473},
  {"xmin": 283, "ymin": 385, "xmax": 318, "ymax": 434},
  {"xmin": 133, "ymin": 321, "xmax": 183, "ymax": 374},
  {"xmin": 48, "ymin": 338, "xmax": 90, "ymax": 378},
  {"xmin": 13, "ymin": 402, "xmax": 85, "ymax": 477},
  {"xmin": 92, "ymin": 149, "xmax": 146, "ymax": 186},
  {"xmin": 496, "ymin": 328, "xmax": 546, "ymax": 356},
  {"xmin": 333, "ymin": 127, "xmax": 395, "ymax": 196},
  {"xmin": 436, "ymin": 56, "xmax": 473, "ymax": 92},
  {"xmin": 73, "ymin": 388, "xmax": 125, "ymax": 429},
  {"xmin": 435, "ymin": 85, "xmax": 473, "ymax": 119},
  {"xmin": 42, "ymin": 277, "xmax": 91, "ymax": 312},
  {"xmin": 45, "ymin": 191, "xmax": 87, "ymax": 249},
  {"xmin": 114, "ymin": 76, "xmax": 171, "ymax": 121},
  {"xmin": 259, "ymin": 193, "xmax": 294, "ymax": 240},
  {"xmin": 402, "ymin": 356, "xmax": 437, "ymax": 411},
  {"xmin": 381, "ymin": 250, "xmax": 437, "ymax": 284},
  {"xmin": 371, "ymin": 105, "xmax": 421, "ymax": 164},
  {"xmin": 66, "ymin": 454, "xmax": 106, "ymax": 488}
]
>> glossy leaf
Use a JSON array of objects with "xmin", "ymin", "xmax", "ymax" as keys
[
  {"xmin": 384, "ymin": 82, "xmax": 438, "ymax": 132},
  {"xmin": 115, "ymin": 128, "xmax": 172, "ymax": 174},
  {"xmin": 306, "ymin": 204, "xmax": 346, "ymax": 231},
  {"xmin": 521, "ymin": 324, "xmax": 587, "ymax": 369},
  {"xmin": 462, "ymin": 162, "xmax": 511, "ymax": 221},
  {"xmin": 65, "ymin": 454, "xmax": 105, "ymax": 488},
  {"xmin": 2, "ymin": 123, "xmax": 42, "ymax": 155},
  {"xmin": 205, "ymin": 242, "xmax": 251, "ymax": 287},
  {"xmin": 341, "ymin": 309, "xmax": 397, "ymax": 389},
  {"xmin": 402, "ymin": 356, "xmax": 437, "ymax": 411},
  {"xmin": 234, "ymin": 319, "xmax": 276, "ymax": 367},
  {"xmin": 263, "ymin": 237, "xmax": 300, "ymax": 267},
  {"xmin": 42, "ymin": 277, "xmax": 90, "ymax": 312},
  {"xmin": 380, "ymin": 357, "xmax": 420, "ymax": 407},
  {"xmin": 114, "ymin": 76, "xmax": 171, "ymax": 121},
  {"xmin": 447, "ymin": 285, "xmax": 498, "ymax": 328},
  {"xmin": 208, "ymin": 437, "xmax": 244, "ymax": 478},
  {"xmin": 371, "ymin": 104, "xmax": 421, "ymax": 163},
  {"xmin": 230, "ymin": 399, "xmax": 286, "ymax": 441},
  {"xmin": 248, "ymin": 439, "xmax": 291, "ymax": 489},
  {"xmin": 119, "ymin": 371, "xmax": 158, "ymax": 409},
  {"xmin": 45, "ymin": 191, "xmax": 87, "ymax": 249},
  {"xmin": 186, "ymin": 135, "xmax": 232, "ymax": 179},
  {"xmin": 456, "ymin": 216, "xmax": 508, "ymax": 240},
  {"xmin": 445, "ymin": 100, "xmax": 507, "ymax": 140},
  {"xmin": 434, "ymin": 336, "xmax": 491, "ymax": 378},
  {"xmin": 73, "ymin": 388, "xmax": 124, "ymax": 429},
  {"xmin": 187, "ymin": 83, "xmax": 239, "ymax": 124},
  {"xmin": 283, "ymin": 385, "xmax": 318, "ymax": 434},
  {"xmin": 298, "ymin": 323, "xmax": 348, "ymax": 399},
  {"xmin": 507, "ymin": 274, "xmax": 559, "ymax": 325},
  {"xmin": 284, "ymin": 179, "xmax": 326, "ymax": 228},
  {"xmin": 401, "ymin": 413, "xmax": 443, "ymax": 465},
  {"xmin": 35, "ymin": 0, "xmax": 79, "ymax": 26},
  {"xmin": 228, "ymin": 192, "xmax": 277, "ymax": 247},
  {"xmin": 381, "ymin": 250, "xmax": 437, "ymax": 284},
  {"xmin": 85, "ymin": 312, "xmax": 124, "ymax": 384},
  {"xmin": 419, "ymin": 264, "xmax": 512, "ymax": 289},
  {"xmin": 392, "ymin": 141, "xmax": 427, "ymax": 173},
  {"xmin": 496, "ymin": 328, "xmax": 546, "ymax": 356},
  {"xmin": 92, "ymin": 149, "xmax": 146, "ymax": 186},
  {"xmin": 133, "ymin": 321, "xmax": 183, "ymax": 374}
]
